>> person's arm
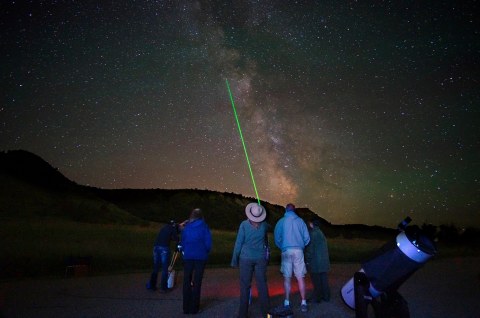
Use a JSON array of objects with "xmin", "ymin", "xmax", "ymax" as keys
[
  {"xmin": 304, "ymin": 239, "xmax": 312, "ymax": 264},
  {"xmin": 231, "ymin": 222, "xmax": 245, "ymax": 267},
  {"xmin": 171, "ymin": 225, "xmax": 180, "ymax": 243},
  {"xmin": 179, "ymin": 225, "xmax": 187, "ymax": 252},
  {"xmin": 204, "ymin": 225, "xmax": 212, "ymax": 254},
  {"xmin": 274, "ymin": 220, "xmax": 283, "ymax": 249},
  {"xmin": 302, "ymin": 221, "xmax": 311, "ymax": 247}
]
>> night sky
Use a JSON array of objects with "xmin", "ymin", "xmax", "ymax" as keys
[{"xmin": 1, "ymin": 1, "xmax": 478, "ymax": 228}]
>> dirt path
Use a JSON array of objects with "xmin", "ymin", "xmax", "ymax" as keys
[{"xmin": 1, "ymin": 257, "xmax": 479, "ymax": 318}]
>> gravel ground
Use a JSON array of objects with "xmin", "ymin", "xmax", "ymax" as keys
[{"xmin": 1, "ymin": 257, "xmax": 479, "ymax": 318}]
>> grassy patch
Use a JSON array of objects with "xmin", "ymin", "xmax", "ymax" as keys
[
  {"xmin": 0, "ymin": 219, "xmax": 154, "ymax": 278},
  {"xmin": 327, "ymin": 237, "xmax": 388, "ymax": 263},
  {"xmin": 1, "ymin": 219, "xmax": 476, "ymax": 279}
]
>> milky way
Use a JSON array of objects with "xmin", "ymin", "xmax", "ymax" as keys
[{"xmin": 1, "ymin": 1, "xmax": 478, "ymax": 227}]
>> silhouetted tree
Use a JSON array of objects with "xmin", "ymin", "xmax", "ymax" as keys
[
  {"xmin": 421, "ymin": 223, "xmax": 438, "ymax": 242},
  {"xmin": 437, "ymin": 224, "xmax": 460, "ymax": 243}
]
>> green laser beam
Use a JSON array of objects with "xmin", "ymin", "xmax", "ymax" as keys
[{"xmin": 225, "ymin": 79, "xmax": 261, "ymax": 205}]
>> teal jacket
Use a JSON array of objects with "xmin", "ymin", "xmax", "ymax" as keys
[
  {"xmin": 231, "ymin": 220, "xmax": 269, "ymax": 266},
  {"xmin": 305, "ymin": 227, "xmax": 330, "ymax": 273},
  {"xmin": 274, "ymin": 211, "xmax": 310, "ymax": 252}
]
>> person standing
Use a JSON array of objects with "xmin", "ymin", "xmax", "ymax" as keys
[
  {"xmin": 180, "ymin": 208, "xmax": 212, "ymax": 315},
  {"xmin": 231, "ymin": 203, "xmax": 270, "ymax": 318},
  {"xmin": 274, "ymin": 203, "xmax": 310, "ymax": 313},
  {"xmin": 147, "ymin": 220, "xmax": 179, "ymax": 292},
  {"xmin": 305, "ymin": 218, "xmax": 331, "ymax": 303}
]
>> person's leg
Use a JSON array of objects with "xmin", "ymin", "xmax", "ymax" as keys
[
  {"xmin": 310, "ymin": 272, "xmax": 322, "ymax": 302},
  {"xmin": 148, "ymin": 273, "xmax": 158, "ymax": 290},
  {"xmin": 295, "ymin": 274, "xmax": 309, "ymax": 313},
  {"xmin": 159, "ymin": 247, "xmax": 170, "ymax": 291},
  {"xmin": 292, "ymin": 249, "xmax": 308, "ymax": 312},
  {"xmin": 254, "ymin": 258, "xmax": 270, "ymax": 317},
  {"xmin": 239, "ymin": 259, "xmax": 254, "ymax": 318},
  {"xmin": 280, "ymin": 250, "xmax": 293, "ymax": 306},
  {"xmin": 183, "ymin": 260, "xmax": 194, "ymax": 314},
  {"xmin": 283, "ymin": 276, "xmax": 292, "ymax": 303},
  {"xmin": 148, "ymin": 247, "xmax": 161, "ymax": 290},
  {"xmin": 296, "ymin": 275, "xmax": 307, "ymax": 301},
  {"xmin": 191, "ymin": 260, "xmax": 206, "ymax": 314},
  {"xmin": 319, "ymin": 272, "xmax": 331, "ymax": 301}
]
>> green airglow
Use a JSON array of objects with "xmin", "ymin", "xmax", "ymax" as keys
[{"xmin": 225, "ymin": 79, "xmax": 261, "ymax": 205}]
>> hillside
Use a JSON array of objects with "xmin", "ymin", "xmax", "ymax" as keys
[
  {"xmin": 0, "ymin": 150, "xmax": 145, "ymax": 225},
  {"xmin": 0, "ymin": 150, "xmax": 396, "ymax": 238}
]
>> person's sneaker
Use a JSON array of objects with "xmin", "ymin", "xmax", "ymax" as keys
[{"xmin": 301, "ymin": 303, "xmax": 308, "ymax": 313}]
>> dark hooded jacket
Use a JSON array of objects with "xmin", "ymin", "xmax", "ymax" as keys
[{"xmin": 305, "ymin": 226, "xmax": 330, "ymax": 273}]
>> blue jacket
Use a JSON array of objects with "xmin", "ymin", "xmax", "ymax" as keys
[
  {"xmin": 274, "ymin": 211, "xmax": 310, "ymax": 252},
  {"xmin": 181, "ymin": 219, "xmax": 212, "ymax": 260}
]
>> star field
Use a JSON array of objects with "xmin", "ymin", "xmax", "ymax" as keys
[{"xmin": 1, "ymin": 1, "xmax": 479, "ymax": 227}]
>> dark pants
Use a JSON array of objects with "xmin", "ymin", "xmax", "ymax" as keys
[
  {"xmin": 183, "ymin": 259, "xmax": 206, "ymax": 314},
  {"xmin": 149, "ymin": 246, "xmax": 170, "ymax": 291},
  {"xmin": 310, "ymin": 272, "xmax": 330, "ymax": 302},
  {"xmin": 239, "ymin": 258, "xmax": 270, "ymax": 318}
]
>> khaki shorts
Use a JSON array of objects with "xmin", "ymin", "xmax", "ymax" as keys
[{"xmin": 280, "ymin": 249, "xmax": 307, "ymax": 278}]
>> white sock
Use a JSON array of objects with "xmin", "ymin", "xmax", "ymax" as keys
[
  {"xmin": 284, "ymin": 299, "xmax": 290, "ymax": 306},
  {"xmin": 301, "ymin": 299, "xmax": 307, "ymax": 305}
]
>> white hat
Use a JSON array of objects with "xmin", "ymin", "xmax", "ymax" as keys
[{"xmin": 245, "ymin": 202, "xmax": 266, "ymax": 222}]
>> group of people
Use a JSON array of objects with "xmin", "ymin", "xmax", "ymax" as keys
[
  {"xmin": 147, "ymin": 202, "xmax": 330, "ymax": 317},
  {"xmin": 147, "ymin": 208, "xmax": 212, "ymax": 315},
  {"xmin": 232, "ymin": 202, "xmax": 331, "ymax": 317}
]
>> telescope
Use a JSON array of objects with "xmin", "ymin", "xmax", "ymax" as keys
[{"xmin": 341, "ymin": 217, "xmax": 437, "ymax": 318}]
